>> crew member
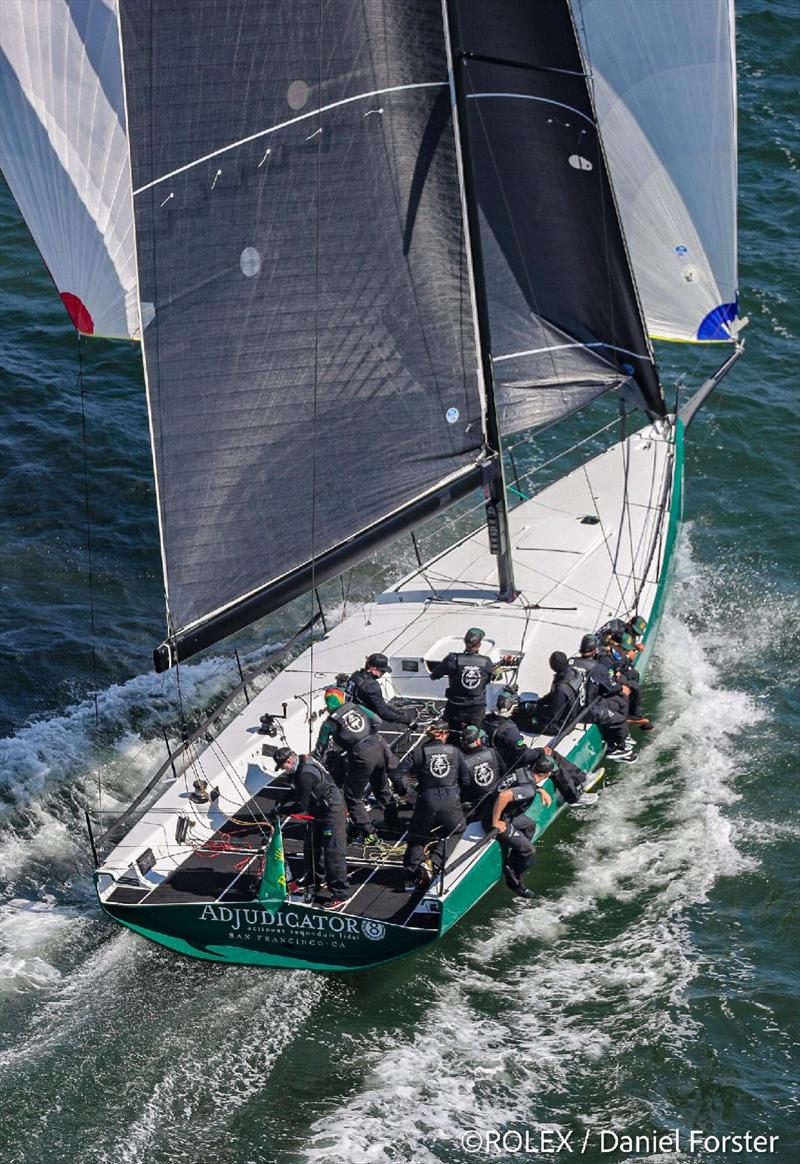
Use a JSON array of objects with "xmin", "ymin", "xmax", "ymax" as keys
[
  {"xmin": 483, "ymin": 690, "xmax": 529, "ymax": 768},
  {"xmin": 429, "ymin": 627, "xmax": 513, "ymax": 737},
  {"xmin": 346, "ymin": 653, "xmax": 417, "ymax": 725},
  {"xmin": 459, "ymin": 724, "xmax": 505, "ymax": 807},
  {"xmin": 314, "ymin": 688, "xmax": 400, "ymax": 842},
  {"xmin": 483, "ymin": 755, "xmax": 553, "ymax": 898},
  {"xmin": 532, "ymin": 652, "xmax": 586, "ymax": 735},
  {"xmin": 597, "ymin": 614, "xmax": 647, "ymax": 657},
  {"xmin": 569, "ymin": 634, "xmax": 629, "ymax": 705},
  {"xmin": 568, "ymin": 634, "xmax": 636, "ymax": 761},
  {"xmin": 273, "ymin": 747, "xmax": 350, "ymax": 907},
  {"xmin": 616, "ymin": 633, "xmax": 655, "ymax": 731},
  {"xmin": 595, "ymin": 633, "xmax": 654, "ymax": 731},
  {"xmin": 398, "ymin": 721, "xmax": 469, "ymax": 889},
  {"xmin": 531, "ymin": 749, "xmax": 586, "ymax": 803}
]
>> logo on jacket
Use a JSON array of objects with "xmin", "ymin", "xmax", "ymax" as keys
[
  {"xmin": 361, "ymin": 919, "xmax": 386, "ymax": 941},
  {"xmin": 342, "ymin": 710, "xmax": 365, "ymax": 732},
  {"xmin": 429, "ymin": 754, "xmax": 451, "ymax": 778},
  {"xmin": 472, "ymin": 762, "xmax": 494, "ymax": 787},
  {"xmin": 461, "ymin": 665, "xmax": 482, "ymax": 690}
]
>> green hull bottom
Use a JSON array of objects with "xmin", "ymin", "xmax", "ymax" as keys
[
  {"xmin": 101, "ymin": 898, "xmax": 440, "ymax": 971},
  {"xmin": 102, "ymin": 425, "xmax": 684, "ymax": 971}
]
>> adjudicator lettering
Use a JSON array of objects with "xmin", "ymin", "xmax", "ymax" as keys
[{"xmin": 197, "ymin": 904, "xmax": 387, "ymax": 948}]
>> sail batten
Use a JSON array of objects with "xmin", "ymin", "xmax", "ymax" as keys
[{"xmin": 132, "ymin": 82, "xmax": 449, "ymax": 196}]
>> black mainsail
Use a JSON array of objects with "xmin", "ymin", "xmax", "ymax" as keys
[
  {"xmin": 450, "ymin": 0, "xmax": 665, "ymax": 436},
  {"xmin": 117, "ymin": 1, "xmax": 489, "ymax": 669},
  {"xmin": 0, "ymin": 2, "xmax": 742, "ymax": 676}
]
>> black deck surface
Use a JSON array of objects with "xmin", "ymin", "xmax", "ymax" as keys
[{"xmin": 105, "ymin": 713, "xmax": 456, "ymax": 925}]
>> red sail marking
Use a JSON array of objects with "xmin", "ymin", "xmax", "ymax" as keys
[{"xmin": 60, "ymin": 292, "xmax": 94, "ymax": 335}]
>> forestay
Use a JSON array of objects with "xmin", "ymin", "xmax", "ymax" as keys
[
  {"xmin": 575, "ymin": 0, "xmax": 739, "ymax": 342},
  {"xmin": 0, "ymin": 0, "xmax": 137, "ymax": 339},
  {"xmin": 116, "ymin": 0, "xmax": 487, "ymax": 666},
  {"xmin": 450, "ymin": 0, "xmax": 665, "ymax": 438}
]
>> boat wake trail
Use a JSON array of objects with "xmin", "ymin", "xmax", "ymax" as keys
[
  {"xmin": 0, "ymin": 652, "xmax": 243, "ymax": 996},
  {"xmin": 0, "ymin": 929, "xmax": 327, "ymax": 1164},
  {"xmin": 301, "ymin": 532, "xmax": 786, "ymax": 1164},
  {"xmin": 0, "ymin": 638, "xmax": 337, "ymax": 1163},
  {"xmin": 0, "ymin": 534, "xmax": 795, "ymax": 1164}
]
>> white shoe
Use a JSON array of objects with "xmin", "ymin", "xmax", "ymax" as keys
[{"xmin": 607, "ymin": 748, "xmax": 637, "ymax": 764}]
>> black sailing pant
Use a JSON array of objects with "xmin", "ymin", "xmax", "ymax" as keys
[
  {"xmin": 344, "ymin": 736, "xmax": 392, "ymax": 829},
  {"xmin": 626, "ymin": 677, "xmax": 644, "ymax": 719},
  {"xmin": 403, "ymin": 790, "xmax": 465, "ymax": 873},
  {"xmin": 585, "ymin": 693, "xmax": 630, "ymax": 749},
  {"xmin": 444, "ymin": 702, "xmax": 486, "ymax": 740},
  {"xmin": 481, "ymin": 803, "xmax": 536, "ymax": 878},
  {"xmin": 550, "ymin": 755, "xmax": 587, "ymax": 804},
  {"xmin": 531, "ymin": 693, "xmax": 569, "ymax": 736},
  {"xmin": 503, "ymin": 816, "xmax": 537, "ymax": 877},
  {"xmin": 303, "ymin": 800, "xmax": 349, "ymax": 894}
]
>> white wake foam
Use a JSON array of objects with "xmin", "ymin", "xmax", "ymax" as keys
[
  {"xmin": 302, "ymin": 533, "xmax": 772, "ymax": 1163},
  {"xmin": 0, "ymin": 646, "xmax": 275, "ymax": 891}
]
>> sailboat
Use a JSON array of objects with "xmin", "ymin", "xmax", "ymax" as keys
[{"xmin": 1, "ymin": 0, "xmax": 744, "ymax": 971}]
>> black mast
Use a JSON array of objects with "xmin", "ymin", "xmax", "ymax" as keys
[{"xmin": 443, "ymin": 0, "xmax": 516, "ymax": 602}]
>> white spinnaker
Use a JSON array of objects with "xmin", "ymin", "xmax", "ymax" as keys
[
  {"xmin": 575, "ymin": 0, "xmax": 738, "ymax": 342},
  {"xmin": 0, "ymin": 0, "xmax": 137, "ymax": 338}
]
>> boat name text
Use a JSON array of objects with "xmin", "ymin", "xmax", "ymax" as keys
[{"xmin": 198, "ymin": 904, "xmax": 385, "ymax": 941}]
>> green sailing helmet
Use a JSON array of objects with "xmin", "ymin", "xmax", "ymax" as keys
[
  {"xmin": 631, "ymin": 616, "xmax": 647, "ymax": 635},
  {"xmin": 620, "ymin": 633, "xmax": 637, "ymax": 651}
]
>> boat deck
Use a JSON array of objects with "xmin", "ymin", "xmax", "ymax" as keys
[{"xmin": 104, "ymin": 715, "xmax": 459, "ymax": 927}]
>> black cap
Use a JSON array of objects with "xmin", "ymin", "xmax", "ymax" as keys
[
  {"xmin": 464, "ymin": 627, "xmax": 485, "ymax": 647},
  {"xmin": 366, "ymin": 652, "xmax": 392, "ymax": 673},
  {"xmin": 273, "ymin": 746, "xmax": 295, "ymax": 768},
  {"xmin": 534, "ymin": 754, "xmax": 556, "ymax": 774},
  {"xmin": 549, "ymin": 651, "xmax": 569, "ymax": 673},
  {"xmin": 427, "ymin": 719, "xmax": 449, "ymax": 736},
  {"xmin": 461, "ymin": 724, "xmax": 482, "ymax": 747},
  {"xmin": 580, "ymin": 634, "xmax": 598, "ymax": 654}
]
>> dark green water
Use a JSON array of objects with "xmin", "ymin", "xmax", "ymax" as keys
[{"xmin": 0, "ymin": 3, "xmax": 797, "ymax": 1161}]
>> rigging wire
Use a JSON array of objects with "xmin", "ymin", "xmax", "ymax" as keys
[
  {"xmin": 77, "ymin": 335, "xmax": 103, "ymax": 823},
  {"xmin": 581, "ymin": 460, "xmax": 628, "ymax": 614},
  {"xmin": 307, "ymin": 0, "xmax": 324, "ymax": 754},
  {"xmin": 611, "ymin": 398, "xmax": 637, "ymax": 585}
]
